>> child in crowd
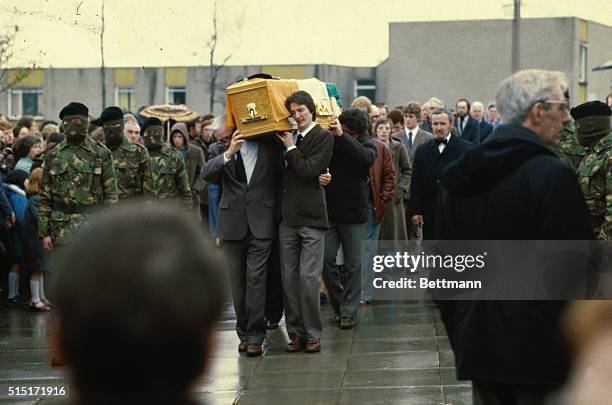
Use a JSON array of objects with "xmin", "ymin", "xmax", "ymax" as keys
[
  {"xmin": 24, "ymin": 168, "xmax": 50, "ymax": 311},
  {"xmin": 5, "ymin": 170, "xmax": 28, "ymax": 304}
]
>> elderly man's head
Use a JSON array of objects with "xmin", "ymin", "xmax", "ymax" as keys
[
  {"xmin": 496, "ymin": 69, "xmax": 570, "ymax": 146},
  {"xmin": 430, "ymin": 108, "xmax": 453, "ymax": 139},
  {"xmin": 471, "ymin": 101, "xmax": 485, "ymax": 121}
]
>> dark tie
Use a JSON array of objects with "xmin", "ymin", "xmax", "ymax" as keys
[
  {"xmin": 434, "ymin": 138, "xmax": 448, "ymax": 146},
  {"xmin": 296, "ymin": 133, "xmax": 304, "ymax": 147},
  {"xmin": 235, "ymin": 151, "xmax": 247, "ymax": 183},
  {"xmin": 408, "ymin": 131, "xmax": 413, "ymax": 148}
]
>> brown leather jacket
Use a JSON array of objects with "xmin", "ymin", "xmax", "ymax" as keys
[{"xmin": 368, "ymin": 138, "xmax": 395, "ymax": 223}]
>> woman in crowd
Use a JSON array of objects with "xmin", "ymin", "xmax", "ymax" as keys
[
  {"xmin": 13, "ymin": 124, "xmax": 29, "ymax": 140},
  {"xmin": 375, "ymin": 118, "xmax": 411, "ymax": 242},
  {"xmin": 13, "ymin": 134, "xmax": 44, "ymax": 174},
  {"xmin": 0, "ymin": 118, "xmax": 14, "ymax": 175},
  {"xmin": 361, "ymin": 117, "xmax": 395, "ymax": 306},
  {"xmin": 23, "ymin": 168, "xmax": 50, "ymax": 311}
]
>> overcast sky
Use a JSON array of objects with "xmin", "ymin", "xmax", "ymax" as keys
[{"xmin": 1, "ymin": 0, "xmax": 611, "ymax": 68}]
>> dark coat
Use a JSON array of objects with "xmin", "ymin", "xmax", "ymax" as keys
[
  {"xmin": 282, "ymin": 125, "xmax": 334, "ymax": 228},
  {"xmin": 201, "ymin": 135, "xmax": 283, "ymax": 240},
  {"xmin": 5, "ymin": 184, "xmax": 26, "ymax": 258},
  {"xmin": 435, "ymin": 124, "xmax": 594, "ymax": 387},
  {"xmin": 478, "ymin": 119, "xmax": 494, "ymax": 144},
  {"xmin": 410, "ymin": 134, "xmax": 473, "ymax": 239},
  {"xmin": 455, "ymin": 116, "xmax": 481, "ymax": 145},
  {"xmin": 23, "ymin": 193, "xmax": 47, "ymax": 272},
  {"xmin": 170, "ymin": 123, "xmax": 206, "ymax": 209},
  {"xmin": 379, "ymin": 140, "xmax": 410, "ymax": 241},
  {"xmin": 368, "ymin": 139, "xmax": 395, "ymax": 224},
  {"xmin": 326, "ymin": 132, "xmax": 377, "ymax": 224}
]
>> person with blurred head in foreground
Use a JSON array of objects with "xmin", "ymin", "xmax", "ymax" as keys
[{"xmin": 51, "ymin": 203, "xmax": 225, "ymax": 405}]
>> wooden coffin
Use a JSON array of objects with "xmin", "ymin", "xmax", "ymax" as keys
[
  {"xmin": 226, "ymin": 77, "xmax": 342, "ymax": 138},
  {"xmin": 226, "ymin": 78, "xmax": 297, "ymax": 138}
]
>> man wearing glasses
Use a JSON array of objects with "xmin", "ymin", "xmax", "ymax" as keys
[
  {"xmin": 434, "ymin": 70, "xmax": 593, "ymax": 404},
  {"xmin": 93, "ymin": 106, "xmax": 155, "ymax": 201},
  {"xmin": 39, "ymin": 102, "xmax": 119, "ymax": 251}
]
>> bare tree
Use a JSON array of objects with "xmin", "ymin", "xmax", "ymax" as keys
[
  {"xmin": 206, "ymin": 0, "xmax": 244, "ymax": 113},
  {"xmin": 0, "ymin": 26, "xmax": 36, "ymax": 94}
]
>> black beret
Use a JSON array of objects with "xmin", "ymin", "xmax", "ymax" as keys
[
  {"xmin": 92, "ymin": 106, "xmax": 124, "ymax": 126},
  {"xmin": 59, "ymin": 102, "xmax": 89, "ymax": 119},
  {"xmin": 570, "ymin": 101, "xmax": 612, "ymax": 120},
  {"xmin": 141, "ymin": 117, "xmax": 163, "ymax": 134}
]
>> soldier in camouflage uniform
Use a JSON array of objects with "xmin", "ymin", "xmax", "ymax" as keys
[
  {"xmin": 571, "ymin": 101, "xmax": 612, "ymax": 239},
  {"xmin": 39, "ymin": 102, "xmax": 118, "ymax": 249},
  {"xmin": 557, "ymin": 121, "xmax": 587, "ymax": 172},
  {"xmin": 93, "ymin": 106, "xmax": 155, "ymax": 200},
  {"xmin": 141, "ymin": 117, "xmax": 192, "ymax": 209}
]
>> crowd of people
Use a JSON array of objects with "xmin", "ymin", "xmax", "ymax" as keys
[{"xmin": 2, "ymin": 70, "xmax": 612, "ymax": 404}]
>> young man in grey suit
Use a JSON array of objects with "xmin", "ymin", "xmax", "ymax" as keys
[
  {"xmin": 277, "ymin": 90, "xmax": 334, "ymax": 353},
  {"xmin": 388, "ymin": 101, "xmax": 433, "ymax": 162},
  {"xmin": 390, "ymin": 104, "xmax": 432, "ymax": 239},
  {"xmin": 201, "ymin": 128, "xmax": 283, "ymax": 357}
]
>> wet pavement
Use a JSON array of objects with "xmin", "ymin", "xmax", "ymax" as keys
[{"xmin": 0, "ymin": 300, "xmax": 471, "ymax": 404}]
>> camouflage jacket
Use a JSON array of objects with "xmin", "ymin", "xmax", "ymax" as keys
[
  {"xmin": 110, "ymin": 136, "xmax": 155, "ymax": 200},
  {"xmin": 38, "ymin": 137, "xmax": 118, "ymax": 244},
  {"xmin": 558, "ymin": 122, "xmax": 587, "ymax": 173},
  {"xmin": 149, "ymin": 145, "xmax": 192, "ymax": 208},
  {"xmin": 577, "ymin": 131, "xmax": 612, "ymax": 240}
]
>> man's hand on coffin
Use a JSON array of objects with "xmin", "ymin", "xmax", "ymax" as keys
[
  {"xmin": 277, "ymin": 131, "xmax": 296, "ymax": 148},
  {"xmin": 225, "ymin": 130, "xmax": 245, "ymax": 158},
  {"xmin": 328, "ymin": 119, "xmax": 343, "ymax": 137}
]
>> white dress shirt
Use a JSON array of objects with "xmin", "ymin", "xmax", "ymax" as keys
[
  {"xmin": 224, "ymin": 140, "xmax": 259, "ymax": 184},
  {"xmin": 286, "ymin": 122, "xmax": 316, "ymax": 152},
  {"xmin": 438, "ymin": 133, "xmax": 452, "ymax": 153}
]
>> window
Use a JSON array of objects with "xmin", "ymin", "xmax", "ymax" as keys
[
  {"xmin": 115, "ymin": 87, "xmax": 134, "ymax": 111},
  {"xmin": 166, "ymin": 86, "xmax": 186, "ymax": 105},
  {"xmin": 354, "ymin": 79, "xmax": 376, "ymax": 103},
  {"xmin": 579, "ymin": 43, "xmax": 588, "ymax": 84},
  {"xmin": 8, "ymin": 88, "xmax": 44, "ymax": 119}
]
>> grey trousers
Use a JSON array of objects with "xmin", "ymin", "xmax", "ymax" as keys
[
  {"xmin": 278, "ymin": 221, "xmax": 325, "ymax": 341},
  {"xmin": 223, "ymin": 233, "xmax": 273, "ymax": 344},
  {"xmin": 322, "ymin": 222, "xmax": 366, "ymax": 319}
]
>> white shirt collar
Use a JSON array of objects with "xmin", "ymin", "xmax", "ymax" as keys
[
  {"xmin": 298, "ymin": 122, "xmax": 316, "ymax": 137},
  {"xmin": 437, "ymin": 133, "xmax": 452, "ymax": 152},
  {"xmin": 405, "ymin": 126, "xmax": 419, "ymax": 136}
]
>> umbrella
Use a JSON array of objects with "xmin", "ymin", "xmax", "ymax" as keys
[
  {"xmin": 593, "ymin": 59, "xmax": 612, "ymax": 71},
  {"xmin": 139, "ymin": 104, "xmax": 199, "ymax": 122},
  {"xmin": 139, "ymin": 104, "xmax": 199, "ymax": 142}
]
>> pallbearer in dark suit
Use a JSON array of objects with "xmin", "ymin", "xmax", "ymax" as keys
[
  {"xmin": 277, "ymin": 91, "xmax": 334, "ymax": 354},
  {"xmin": 410, "ymin": 108, "xmax": 473, "ymax": 240},
  {"xmin": 201, "ymin": 129, "xmax": 283, "ymax": 357}
]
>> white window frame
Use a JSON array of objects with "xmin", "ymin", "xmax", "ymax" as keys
[
  {"xmin": 353, "ymin": 79, "xmax": 376, "ymax": 100},
  {"xmin": 7, "ymin": 88, "xmax": 44, "ymax": 119},
  {"xmin": 579, "ymin": 43, "xmax": 588, "ymax": 84},
  {"xmin": 114, "ymin": 87, "xmax": 135, "ymax": 111},
  {"xmin": 165, "ymin": 86, "xmax": 186, "ymax": 105}
]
